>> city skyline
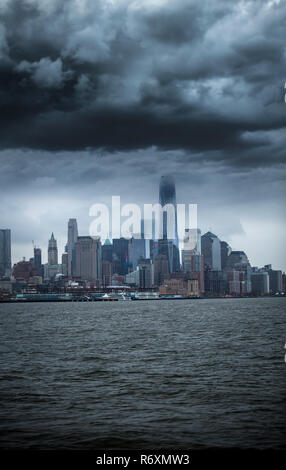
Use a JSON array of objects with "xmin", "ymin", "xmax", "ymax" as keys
[
  {"xmin": 3, "ymin": 205, "xmax": 286, "ymax": 273},
  {"xmin": 3, "ymin": 178, "xmax": 286, "ymax": 272},
  {"xmin": 2, "ymin": 174, "xmax": 285, "ymax": 275},
  {"xmin": 2, "ymin": 173, "xmax": 283, "ymax": 297}
]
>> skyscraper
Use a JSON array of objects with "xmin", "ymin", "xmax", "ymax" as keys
[
  {"xmin": 158, "ymin": 176, "xmax": 180, "ymax": 273},
  {"xmin": 113, "ymin": 238, "xmax": 129, "ymax": 275},
  {"xmin": 201, "ymin": 231, "xmax": 221, "ymax": 271},
  {"xmin": 48, "ymin": 233, "xmax": 58, "ymax": 265},
  {"xmin": 129, "ymin": 236, "xmax": 146, "ymax": 271},
  {"xmin": 67, "ymin": 218, "xmax": 78, "ymax": 278},
  {"xmin": 61, "ymin": 251, "xmax": 68, "ymax": 277},
  {"xmin": 251, "ymin": 272, "xmax": 269, "ymax": 295},
  {"xmin": 33, "ymin": 247, "xmax": 42, "ymax": 276},
  {"xmin": 158, "ymin": 238, "xmax": 173, "ymax": 272},
  {"xmin": 102, "ymin": 260, "xmax": 112, "ymax": 287},
  {"xmin": 74, "ymin": 236, "xmax": 101, "ymax": 282},
  {"xmin": 138, "ymin": 258, "xmax": 153, "ymax": 289},
  {"xmin": 154, "ymin": 254, "xmax": 169, "ymax": 287},
  {"xmin": 226, "ymin": 251, "xmax": 252, "ymax": 293},
  {"xmin": 226, "ymin": 251, "xmax": 250, "ymax": 269},
  {"xmin": 159, "ymin": 175, "xmax": 178, "ymax": 246},
  {"xmin": 182, "ymin": 229, "xmax": 204, "ymax": 295},
  {"xmin": 0, "ymin": 229, "xmax": 11, "ymax": 277},
  {"xmin": 102, "ymin": 238, "xmax": 113, "ymax": 263},
  {"xmin": 261, "ymin": 265, "xmax": 282, "ymax": 294},
  {"xmin": 220, "ymin": 240, "xmax": 231, "ymax": 271}
]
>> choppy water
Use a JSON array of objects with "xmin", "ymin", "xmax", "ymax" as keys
[{"xmin": 0, "ymin": 298, "xmax": 285, "ymax": 450}]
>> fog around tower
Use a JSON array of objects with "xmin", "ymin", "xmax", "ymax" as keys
[{"xmin": 0, "ymin": 0, "xmax": 285, "ymax": 269}]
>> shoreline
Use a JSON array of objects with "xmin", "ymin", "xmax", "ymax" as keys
[{"xmin": 0, "ymin": 295, "xmax": 285, "ymax": 303}]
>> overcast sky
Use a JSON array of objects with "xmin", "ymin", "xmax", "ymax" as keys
[{"xmin": 0, "ymin": 0, "xmax": 285, "ymax": 270}]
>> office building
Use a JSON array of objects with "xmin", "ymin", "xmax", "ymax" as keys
[
  {"xmin": 182, "ymin": 229, "xmax": 203, "ymax": 268},
  {"xmin": 154, "ymin": 253, "xmax": 169, "ymax": 287},
  {"xmin": 201, "ymin": 232, "xmax": 221, "ymax": 271},
  {"xmin": 138, "ymin": 258, "xmax": 153, "ymax": 289},
  {"xmin": 44, "ymin": 263, "xmax": 62, "ymax": 281},
  {"xmin": 220, "ymin": 241, "xmax": 231, "ymax": 271},
  {"xmin": 269, "ymin": 270, "xmax": 282, "ymax": 294},
  {"xmin": 262, "ymin": 266, "xmax": 282, "ymax": 294},
  {"xmin": 158, "ymin": 238, "xmax": 180, "ymax": 273},
  {"xmin": 74, "ymin": 236, "xmax": 101, "ymax": 282},
  {"xmin": 282, "ymin": 273, "xmax": 286, "ymax": 293},
  {"xmin": 13, "ymin": 260, "xmax": 38, "ymax": 282},
  {"xmin": 227, "ymin": 251, "xmax": 250, "ymax": 268},
  {"xmin": 102, "ymin": 260, "xmax": 112, "ymax": 287},
  {"xmin": 61, "ymin": 252, "xmax": 68, "ymax": 277},
  {"xmin": 226, "ymin": 251, "xmax": 252, "ymax": 293},
  {"xmin": 33, "ymin": 247, "xmax": 42, "ymax": 276},
  {"xmin": 150, "ymin": 240, "xmax": 159, "ymax": 262},
  {"xmin": 182, "ymin": 252, "xmax": 204, "ymax": 295},
  {"xmin": 129, "ymin": 236, "xmax": 146, "ymax": 271},
  {"xmin": 0, "ymin": 229, "xmax": 11, "ymax": 277},
  {"xmin": 204, "ymin": 269, "xmax": 227, "ymax": 296},
  {"xmin": 113, "ymin": 238, "xmax": 129, "ymax": 275},
  {"xmin": 251, "ymin": 272, "xmax": 269, "ymax": 295},
  {"xmin": 48, "ymin": 233, "xmax": 58, "ymax": 266},
  {"xmin": 227, "ymin": 270, "xmax": 242, "ymax": 295},
  {"xmin": 67, "ymin": 219, "xmax": 78, "ymax": 278},
  {"xmin": 102, "ymin": 239, "xmax": 113, "ymax": 263}
]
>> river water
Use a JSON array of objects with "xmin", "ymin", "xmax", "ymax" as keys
[{"xmin": 0, "ymin": 297, "xmax": 285, "ymax": 450}]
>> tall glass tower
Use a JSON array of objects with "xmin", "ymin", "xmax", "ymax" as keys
[
  {"xmin": 0, "ymin": 229, "xmax": 11, "ymax": 277},
  {"xmin": 159, "ymin": 175, "xmax": 178, "ymax": 247},
  {"xmin": 67, "ymin": 218, "xmax": 78, "ymax": 278}
]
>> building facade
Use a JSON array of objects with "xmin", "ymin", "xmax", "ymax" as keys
[
  {"xmin": 0, "ymin": 229, "xmax": 11, "ymax": 277},
  {"xmin": 33, "ymin": 247, "xmax": 42, "ymax": 276},
  {"xmin": 138, "ymin": 258, "xmax": 153, "ymax": 289},
  {"xmin": 67, "ymin": 218, "xmax": 78, "ymax": 278},
  {"xmin": 61, "ymin": 252, "xmax": 68, "ymax": 277},
  {"xmin": 74, "ymin": 236, "xmax": 101, "ymax": 282},
  {"xmin": 226, "ymin": 251, "xmax": 252, "ymax": 293},
  {"xmin": 220, "ymin": 240, "xmax": 231, "ymax": 271},
  {"xmin": 201, "ymin": 232, "xmax": 221, "ymax": 271},
  {"xmin": 112, "ymin": 238, "xmax": 129, "ymax": 275},
  {"xmin": 48, "ymin": 233, "xmax": 58, "ymax": 266},
  {"xmin": 251, "ymin": 272, "xmax": 269, "ymax": 295},
  {"xmin": 102, "ymin": 260, "xmax": 113, "ymax": 287},
  {"xmin": 129, "ymin": 236, "xmax": 146, "ymax": 271}
]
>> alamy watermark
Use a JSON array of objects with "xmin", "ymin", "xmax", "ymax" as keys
[{"xmin": 89, "ymin": 196, "xmax": 198, "ymax": 249}]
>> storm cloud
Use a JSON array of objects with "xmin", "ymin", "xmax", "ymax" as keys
[{"xmin": 0, "ymin": 0, "xmax": 285, "ymax": 161}]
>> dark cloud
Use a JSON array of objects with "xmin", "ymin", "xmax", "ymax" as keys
[{"xmin": 0, "ymin": 0, "xmax": 285, "ymax": 165}]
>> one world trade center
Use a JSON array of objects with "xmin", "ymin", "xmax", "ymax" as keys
[
  {"xmin": 159, "ymin": 175, "xmax": 179, "ymax": 247},
  {"xmin": 158, "ymin": 175, "xmax": 180, "ymax": 272}
]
